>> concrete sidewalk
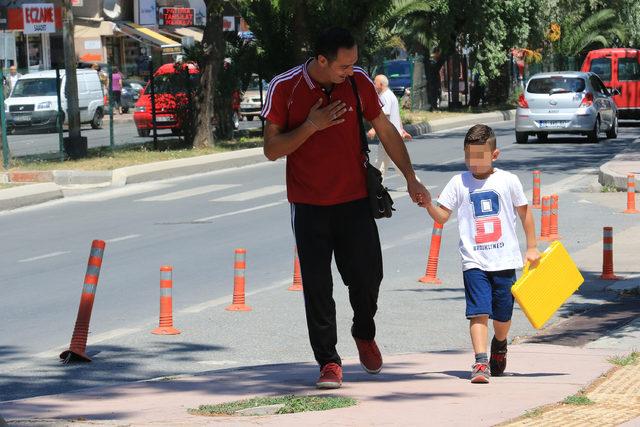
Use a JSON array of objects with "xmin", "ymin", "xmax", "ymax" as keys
[
  {"xmin": 0, "ymin": 342, "xmax": 637, "ymax": 426},
  {"xmin": 0, "ymin": 109, "xmax": 515, "ymax": 211},
  {"xmin": 599, "ymin": 140, "xmax": 640, "ymax": 191}
]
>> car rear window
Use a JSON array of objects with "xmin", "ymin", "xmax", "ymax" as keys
[
  {"xmin": 618, "ymin": 58, "xmax": 640, "ymax": 81},
  {"xmin": 589, "ymin": 58, "xmax": 612, "ymax": 81},
  {"xmin": 527, "ymin": 77, "xmax": 586, "ymax": 94}
]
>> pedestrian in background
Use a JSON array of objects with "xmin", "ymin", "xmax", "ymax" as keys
[
  {"xmin": 422, "ymin": 124, "xmax": 540, "ymax": 384},
  {"xmin": 8, "ymin": 65, "xmax": 21, "ymax": 94},
  {"xmin": 111, "ymin": 66, "xmax": 123, "ymax": 114},
  {"xmin": 262, "ymin": 27, "xmax": 430, "ymax": 390},
  {"xmin": 367, "ymin": 74, "xmax": 412, "ymax": 180}
]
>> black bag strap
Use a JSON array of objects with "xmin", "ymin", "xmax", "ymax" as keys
[{"xmin": 348, "ymin": 75, "xmax": 370, "ymax": 163}]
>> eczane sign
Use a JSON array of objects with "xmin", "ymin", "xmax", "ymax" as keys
[{"xmin": 22, "ymin": 3, "xmax": 55, "ymax": 34}]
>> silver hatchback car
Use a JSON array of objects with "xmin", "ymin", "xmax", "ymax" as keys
[{"xmin": 515, "ymin": 71, "xmax": 619, "ymax": 144}]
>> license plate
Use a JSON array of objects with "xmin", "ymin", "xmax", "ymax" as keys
[
  {"xmin": 13, "ymin": 115, "xmax": 31, "ymax": 122},
  {"xmin": 240, "ymin": 103, "xmax": 254, "ymax": 109},
  {"xmin": 539, "ymin": 120, "xmax": 567, "ymax": 128},
  {"xmin": 156, "ymin": 116, "xmax": 173, "ymax": 122}
]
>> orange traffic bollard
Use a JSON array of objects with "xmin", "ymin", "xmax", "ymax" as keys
[
  {"xmin": 624, "ymin": 174, "xmax": 639, "ymax": 214},
  {"xmin": 419, "ymin": 221, "xmax": 444, "ymax": 284},
  {"xmin": 532, "ymin": 170, "xmax": 541, "ymax": 209},
  {"xmin": 539, "ymin": 196, "xmax": 551, "ymax": 241},
  {"xmin": 60, "ymin": 240, "xmax": 106, "ymax": 363},
  {"xmin": 288, "ymin": 247, "xmax": 303, "ymax": 291},
  {"xmin": 547, "ymin": 194, "xmax": 561, "ymax": 241},
  {"xmin": 226, "ymin": 248, "xmax": 252, "ymax": 311},
  {"xmin": 600, "ymin": 227, "xmax": 623, "ymax": 280},
  {"xmin": 152, "ymin": 266, "xmax": 181, "ymax": 335}
]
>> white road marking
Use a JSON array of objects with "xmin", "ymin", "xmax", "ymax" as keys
[
  {"xmin": 106, "ymin": 234, "xmax": 141, "ymax": 243},
  {"xmin": 70, "ymin": 183, "xmax": 174, "ymax": 202},
  {"xmin": 137, "ymin": 184, "xmax": 240, "ymax": 202},
  {"xmin": 194, "ymin": 200, "xmax": 287, "ymax": 223},
  {"xmin": 210, "ymin": 185, "xmax": 285, "ymax": 202},
  {"xmin": 18, "ymin": 251, "xmax": 70, "ymax": 263}
]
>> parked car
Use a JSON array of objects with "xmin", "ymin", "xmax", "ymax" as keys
[
  {"xmin": 4, "ymin": 69, "xmax": 104, "ymax": 133},
  {"xmin": 581, "ymin": 48, "xmax": 640, "ymax": 120},
  {"xmin": 120, "ymin": 79, "xmax": 145, "ymax": 113},
  {"xmin": 515, "ymin": 71, "xmax": 619, "ymax": 144},
  {"xmin": 384, "ymin": 59, "xmax": 412, "ymax": 98},
  {"xmin": 240, "ymin": 76, "xmax": 268, "ymax": 121},
  {"xmin": 133, "ymin": 62, "xmax": 200, "ymax": 137}
]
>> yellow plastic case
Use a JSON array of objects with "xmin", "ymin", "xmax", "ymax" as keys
[{"xmin": 511, "ymin": 241, "xmax": 584, "ymax": 329}]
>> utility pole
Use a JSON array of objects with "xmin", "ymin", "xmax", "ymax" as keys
[{"xmin": 62, "ymin": 0, "xmax": 86, "ymax": 158}]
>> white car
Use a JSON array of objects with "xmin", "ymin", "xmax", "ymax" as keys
[
  {"xmin": 515, "ymin": 71, "xmax": 619, "ymax": 143},
  {"xmin": 240, "ymin": 77, "xmax": 268, "ymax": 121},
  {"xmin": 4, "ymin": 69, "xmax": 105, "ymax": 133}
]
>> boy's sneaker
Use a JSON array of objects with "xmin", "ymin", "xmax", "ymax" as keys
[
  {"xmin": 316, "ymin": 363, "xmax": 342, "ymax": 389},
  {"xmin": 354, "ymin": 338, "xmax": 383, "ymax": 374},
  {"xmin": 490, "ymin": 338, "xmax": 508, "ymax": 376},
  {"xmin": 470, "ymin": 362, "xmax": 491, "ymax": 383}
]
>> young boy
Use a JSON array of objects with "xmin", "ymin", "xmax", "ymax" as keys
[{"xmin": 422, "ymin": 124, "xmax": 540, "ymax": 383}]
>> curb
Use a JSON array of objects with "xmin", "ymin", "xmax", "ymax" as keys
[
  {"xmin": 0, "ymin": 183, "xmax": 63, "ymax": 211},
  {"xmin": 404, "ymin": 109, "xmax": 516, "ymax": 137},
  {"xmin": 0, "ymin": 110, "xmax": 517, "ymax": 211},
  {"xmin": 598, "ymin": 141, "xmax": 640, "ymax": 191},
  {"xmin": 604, "ymin": 274, "xmax": 640, "ymax": 295}
]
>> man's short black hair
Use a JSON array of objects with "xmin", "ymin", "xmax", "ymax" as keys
[
  {"xmin": 314, "ymin": 27, "xmax": 356, "ymax": 61},
  {"xmin": 464, "ymin": 124, "xmax": 496, "ymax": 150}
]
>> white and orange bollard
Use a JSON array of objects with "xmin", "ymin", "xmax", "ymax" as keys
[
  {"xmin": 60, "ymin": 240, "xmax": 106, "ymax": 363},
  {"xmin": 600, "ymin": 227, "xmax": 623, "ymax": 281},
  {"xmin": 151, "ymin": 266, "xmax": 181, "ymax": 335},
  {"xmin": 547, "ymin": 194, "xmax": 561, "ymax": 241},
  {"xmin": 623, "ymin": 174, "xmax": 639, "ymax": 214},
  {"xmin": 419, "ymin": 221, "xmax": 444, "ymax": 284},
  {"xmin": 288, "ymin": 247, "xmax": 303, "ymax": 291},
  {"xmin": 532, "ymin": 170, "xmax": 541, "ymax": 209},
  {"xmin": 226, "ymin": 248, "xmax": 252, "ymax": 311},
  {"xmin": 539, "ymin": 196, "xmax": 551, "ymax": 241}
]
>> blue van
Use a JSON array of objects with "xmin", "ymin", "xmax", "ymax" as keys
[{"xmin": 383, "ymin": 60, "xmax": 412, "ymax": 98}]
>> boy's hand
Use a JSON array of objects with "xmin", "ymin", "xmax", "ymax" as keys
[
  {"xmin": 525, "ymin": 247, "xmax": 541, "ymax": 268},
  {"xmin": 367, "ymin": 128, "xmax": 376, "ymax": 140}
]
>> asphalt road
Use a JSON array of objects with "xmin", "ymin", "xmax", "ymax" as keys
[
  {"xmin": 1, "ymin": 120, "xmax": 639, "ymax": 401},
  {"xmin": 5, "ymin": 117, "xmax": 262, "ymax": 157}
]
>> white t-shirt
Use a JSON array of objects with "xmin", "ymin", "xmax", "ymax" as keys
[
  {"xmin": 379, "ymin": 88, "xmax": 402, "ymax": 134},
  {"xmin": 438, "ymin": 168, "xmax": 528, "ymax": 272}
]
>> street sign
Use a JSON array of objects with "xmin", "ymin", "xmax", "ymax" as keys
[
  {"xmin": 22, "ymin": 3, "xmax": 55, "ymax": 34},
  {"xmin": 159, "ymin": 7, "xmax": 194, "ymax": 27},
  {"xmin": 223, "ymin": 16, "xmax": 235, "ymax": 32}
]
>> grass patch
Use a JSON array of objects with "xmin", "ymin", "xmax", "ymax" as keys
[
  {"xmin": 608, "ymin": 351, "xmax": 639, "ymax": 367},
  {"xmin": 189, "ymin": 395, "xmax": 357, "ymax": 416},
  {"xmin": 600, "ymin": 184, "xmax": 619, "ymax": 193},
  {"xmin": 6, "ymin": 136, "xmax": 263, "ymax": 172},
  {"xmin": 523, "ymin": 408, "xmax": 543, "ymax": 418},
  {"xmin": 563, "ymin": 394, "xmax": 594, "ymax": 405}
]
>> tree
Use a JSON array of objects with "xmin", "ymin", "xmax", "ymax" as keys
[{"xmin": 191, "ymin": 0, "xmax": 225, "ymax": 148}]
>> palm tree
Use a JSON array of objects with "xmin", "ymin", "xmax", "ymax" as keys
[{"xmin": 556, "ymin": 9, "xmax": 627, "ymax": 56}]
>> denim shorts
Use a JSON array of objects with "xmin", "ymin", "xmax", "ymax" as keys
[{"xmin": 462, "ymin": 268, "xmax": 516, "ymax": 322}]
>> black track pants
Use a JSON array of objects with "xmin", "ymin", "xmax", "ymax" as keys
[{"xmin": 291, "ymin": 198, "xmax": 383, "ymax": 367}]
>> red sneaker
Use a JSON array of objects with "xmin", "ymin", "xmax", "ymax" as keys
[
  {"xmin": 354, "ymin": 338, "xmax": 383, "ymax": 374},
  {"xmin": 471, "ymin": 362, "xmax": 491, "ymax": 384},
  {"xmin": 316, "ymin": 363, "xmax": 342, "ymax": 389}
]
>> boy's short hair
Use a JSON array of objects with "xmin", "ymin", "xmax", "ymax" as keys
[
  {"xmin": 464, "ymin": 124, "xmax": 496, "ymax": 150},
  {"xmin": 314, "ymin": 27, "xmax": 356, "ymax": 62}
]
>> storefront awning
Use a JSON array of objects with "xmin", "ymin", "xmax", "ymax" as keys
[
  {"xmin": 119, "ymin": 22, "xmax": 182, "ymax": 55},
  {"xmin": 75, "ymin": 20, "xmax": 116, "ymax": 38},
  {"xmin": 172, "ymin": 27, "xmax": 203, "ymax": 43}
]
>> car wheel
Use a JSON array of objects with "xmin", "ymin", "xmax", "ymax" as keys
[
  {"xmin": 587, "ymin": 117, "xmax": 600, "ymax": 143},
  {"xmin": 171, "ymin": 128, "xmax": 182, "ymax": 136},
  {"xmin": 90, "ymin": 109, "xmax": 103, "ymax": 129},
  {"xmin": 515, "ymin": 131, "xmax": 528, "ymax": 144},
  {"xmin": 137, "ymin": 128, "xmax": 150, "ymax": 137},
  {"xmin": 537, "ymin": 132, "xmax": 548, "ymax": 143},
  {"xmin": 247, "ymin": 115, "xmax": 254, "ymax": 121},
  {"xmin": 121, "ymin": 106, "xmax": 129, "ymax": 114},
  {"xmin": 606, "ymin": 115, "xmax": 618, "ymax": 139}
]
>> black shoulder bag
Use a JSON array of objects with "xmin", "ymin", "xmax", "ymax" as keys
[{"xmin": 349, "ymin": 76, "xmax": 395, "ymax": 219}]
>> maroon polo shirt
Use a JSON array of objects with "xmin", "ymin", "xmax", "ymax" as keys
[{"xmin": 261, "ymin": 59, "xmax": 382, "ymax": 206}]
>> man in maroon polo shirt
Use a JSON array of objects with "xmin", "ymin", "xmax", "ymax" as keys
[{"xmin": 262, "ymin": 27, "xmax": 431, "ymax": 389}]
